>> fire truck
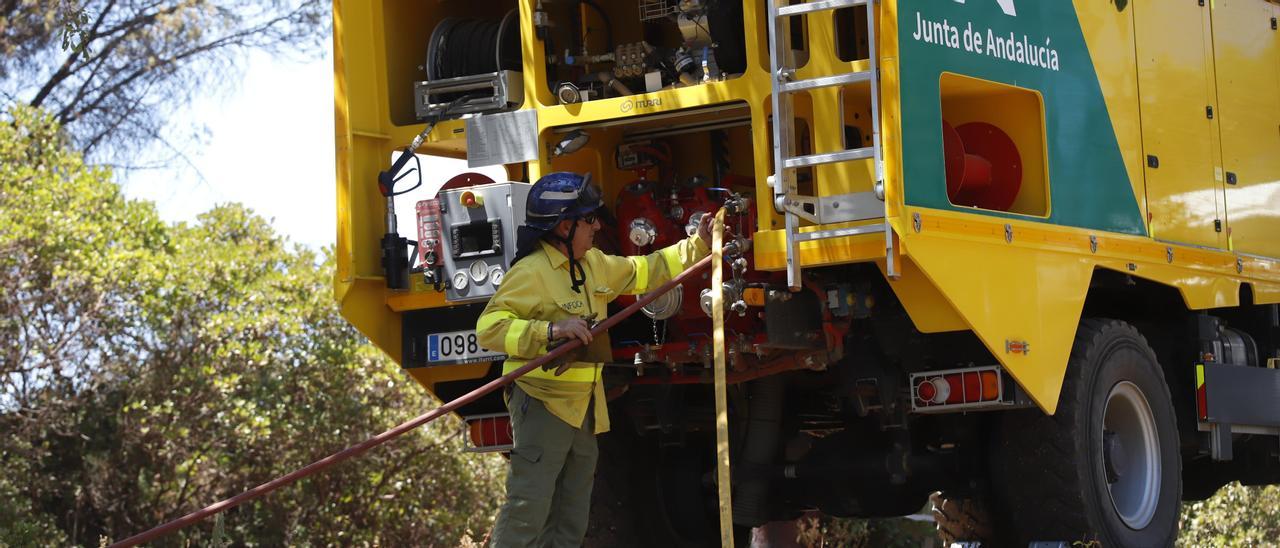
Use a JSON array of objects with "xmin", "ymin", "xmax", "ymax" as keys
[{"xmin": 333, "ymin": 0, "xmax": 1280, "ymax": 544}]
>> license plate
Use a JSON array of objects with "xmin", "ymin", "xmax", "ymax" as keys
[{"xmin": 427, "ymin": 330, "xmax": 506, "ymax": 365}]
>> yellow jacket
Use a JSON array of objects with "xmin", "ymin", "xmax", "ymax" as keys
[{"xmin": 476, "ymin": 235, "xmax": 710, "ymax": 433}]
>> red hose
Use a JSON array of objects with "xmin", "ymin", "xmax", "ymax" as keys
[{"xmin": 110, "ymin": 255, "xmax": 714, "ymax": 548}]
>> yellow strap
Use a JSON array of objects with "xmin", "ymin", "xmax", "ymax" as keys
[
  {"xmin": 659, "ymin": 244, "xmax": 684, "ymax": 279},
  {"xmin": 505, "ymin": 319, "xmax": 530, "ymax": 356},
  {"xmin": 503, "ymin": 359, "xmax": 599, "ymax": 382},
  {"xmin": 710, "ymin": 208, "xmax": 734, "ymax": 547},
  {"xmin": 476, "ymin": 310, "xmax": 516, "ymax": 333},
  {"xmin": 630, "ymin": 255, "xmax": 650, "ymax": 294}
]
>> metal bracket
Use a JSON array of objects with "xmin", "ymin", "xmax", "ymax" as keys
[
  {"xmin": 1210, "ymin": 422, "xmax": 1233, "ymax": 461},
  {"xmin": 414, "ymin": 70, "xmax": 523, "ymax": 121},
  {"xmin": 776, "ymin": 191, "xmax": 886, "ymax": 224}
]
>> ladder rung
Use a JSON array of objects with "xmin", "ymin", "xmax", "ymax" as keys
[
  {"xmin": 784, "ymin": 147, "xmax": 874, "ymax": 169},
  {"xmin": 794, "ymin": 223, "xmax": 885, "ymax": 242},
  {"xmin": 778, "ymin": 0, "xmax": 868, "ymax": 17},
  {"xmin": 780, "ymin": 71, "xmax": 872, "ymax": 93}
]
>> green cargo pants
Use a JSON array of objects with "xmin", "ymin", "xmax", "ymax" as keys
[{"xmin": 490, "ymin": 384, "xmax": 598, "ymax": 548}]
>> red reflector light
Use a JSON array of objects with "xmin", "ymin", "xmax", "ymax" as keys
[
  {"xmin": 469, "ymin": 416, "xmax": 513, "ymax": 448},
  {"xmin": 913, "ymin": 367, "xmax": 1004, "ymax": 408},
  {"xmin": 918, "ymin": 379, "xmax": 937, "ymax": 402},
  {"xmin": 961, "ymin": 372, "xmax": 981, "ymax": 402},
  {"xmin": 981, "ymin": 370, "xmax": 999, "ymax": 400},
  {"xmin": 914, "ymin": 377, "xmax": 952, "ymax": 405}
]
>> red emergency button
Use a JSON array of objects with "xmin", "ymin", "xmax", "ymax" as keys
[{"xmin": 460, "ymin": 191, "xmax": 483, "ymax": 208}]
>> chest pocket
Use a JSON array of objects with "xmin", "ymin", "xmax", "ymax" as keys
[
  {"xmin": 591, "ymin": 286, "xmax": 613, "ymax": 313},
  {"xmin": 553, "ymin": 290, "xmax": 613, "ymax": 364},
  {"xmin": 554, "ymin": 295, "xmax": 589, "ymax": 316}
]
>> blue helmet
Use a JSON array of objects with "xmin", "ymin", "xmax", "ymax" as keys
[{"xmin": 525, "ymin": 172, "xmax": 604, "ymax": 230}]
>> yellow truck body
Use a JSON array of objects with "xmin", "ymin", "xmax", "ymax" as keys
[{"xmin": 334, "ymin": 0, "xmax": 1280, "ymax": 543}]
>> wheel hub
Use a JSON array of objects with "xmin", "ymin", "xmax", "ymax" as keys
[
  {"xmin": 1103, "ymin": 429, "xmax": 1125, "ymax": 483},
  {"xmin": 1102, "ymin": 381, "xmax": 1161, "ymax": 530}
]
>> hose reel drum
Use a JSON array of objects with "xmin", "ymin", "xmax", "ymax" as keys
[{"xmin": 414, "ymin": 10, "xmax": 524, "ymax": 121}]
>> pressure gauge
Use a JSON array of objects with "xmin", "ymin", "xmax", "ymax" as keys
[
  {"xmin": 489, "ymin": 266, "xmax": 505, "ymax": 287},
  {"xmin": 469, "ymin": 260, "xmax": 489, "ymax": 283},
  {"xmin": 452, "ymin": 271, "xmax": 470, "ymax": 291}
]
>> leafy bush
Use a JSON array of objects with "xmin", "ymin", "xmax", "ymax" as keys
[
  {"xmin": 0, "ymin": 106, "xmax": 504, "ymax": 546},
  {"xmin": 1180, "ymin": 482, "xmax": 1280, "ymax": 547}
]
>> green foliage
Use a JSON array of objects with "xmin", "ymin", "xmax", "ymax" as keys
[
  {"xmin": 0, "ymin": 105, "xmax": 504, "ymax": 546},
  {"xmin": 795, "ymin": 514, "xmax": 937, "ymax": 548},
  {"xmin": 1180, "ymin": 482, "xmax": 1280, "ymax": 547}
]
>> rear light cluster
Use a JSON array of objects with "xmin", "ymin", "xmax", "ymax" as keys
[
  {"xmin": 464, "ymin": 413, "xmax": 514, "ymax": 453},
  {"xmin": 910, "ymin": 365, "xmax": 1014, "ymax": 413}
]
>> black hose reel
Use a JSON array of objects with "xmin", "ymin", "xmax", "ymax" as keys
[
  {"xmin": 415, "ymin": 10, "xmax": 523, "ymax": 121},
  {"xmin": 425, "ymin": 10, "xmax": 521, "ymax": 81}
]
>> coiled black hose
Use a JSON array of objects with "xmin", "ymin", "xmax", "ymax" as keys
[{"xmin": 425, "ymin": 9, "xmax": 521, "ymax": 81}]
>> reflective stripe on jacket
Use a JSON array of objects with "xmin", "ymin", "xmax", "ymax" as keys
[{"xmin": 476, "ymin": 234, "xmax": 710, "ymax": 433}]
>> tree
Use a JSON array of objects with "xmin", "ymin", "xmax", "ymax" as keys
[
  {"xmin": 1179, "ymin": 483, "xmax": 1280, "ymax": 547},
  {"xmin": 0, "ymin": 105, "xmax": 505, "ymax": 546},
  {"xmin": 0, "ymin": 0, "xmax": 327, "ymax": 161}
]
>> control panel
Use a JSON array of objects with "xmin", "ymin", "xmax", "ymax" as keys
[{"xmin": 418, "ymin": 181, "xmax": 530, "ymax": 303}]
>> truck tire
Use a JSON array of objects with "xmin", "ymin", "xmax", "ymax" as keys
[
  {"xmin": 929, "ymin": 491, "xmax": 993, "ymax": 544},
  {"xmin": 993, "ymin": 319, "xmax": 1181, "ymax": 546}
]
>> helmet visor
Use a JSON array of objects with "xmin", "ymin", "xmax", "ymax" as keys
[{"xmin": 566, "ymin": 173, "xmax": 604, "ymax": 218}]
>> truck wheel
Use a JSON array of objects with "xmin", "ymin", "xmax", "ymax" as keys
[
  {"xmin": 929, "ymin": 492, "xmax": 992, "ymax": 544},
  {"xmin": 994, "ymin": 319, "xmax": 1181, "ymax": 546}
]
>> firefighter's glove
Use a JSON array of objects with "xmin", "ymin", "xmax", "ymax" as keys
[{"xmin": 544, "ymin": 314, "xmax": 598, "ymax": 376}]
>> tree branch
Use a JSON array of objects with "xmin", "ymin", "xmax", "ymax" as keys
[{"xmin": 28, "ymin": 0, "xmax": 118, "ymax": 108}]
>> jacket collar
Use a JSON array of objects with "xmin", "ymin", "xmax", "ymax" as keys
[{"xmin": 539, "ymin": 239, "xmax": 570, "ymax": 270}]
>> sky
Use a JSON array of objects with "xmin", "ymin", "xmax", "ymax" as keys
[
  {"xmin": 122, "ymin": 49, "xmax": 339, "ymax": 249},
  {"xmin": 122, "ymin": 46, "xmax": 506, "ymax": 251}
]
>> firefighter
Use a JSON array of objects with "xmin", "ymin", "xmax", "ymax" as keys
[{"xmin": 477, "ymin": 171, "xmax": 712, "ymax": 547}]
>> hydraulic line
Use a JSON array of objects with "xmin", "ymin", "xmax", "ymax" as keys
[{"xmin": 109, "ymin": 253, "xmax": 715, "ymax": 548}]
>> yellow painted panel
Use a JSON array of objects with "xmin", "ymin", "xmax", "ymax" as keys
[
  {"xmin": 1135, "ymin": 0, "xmax": 1226, "ymax": 249},
  {"xmin": 879, "ymin": 0, "xmax": 906, "ymax": 226},
  {"xmin": 406, "ymin": 363, "xmax": 493, "ymax": 394},
  {"xmin": 877, "ymin": 256, "xmax": 967, "ymax": 333},
  {"xmin": 1256, "ymin": 282, "xmax": 1280, "ymax": 305},
  {"xmin": 340, "ymin": 279, "xmax": 402, "ymax": 364},
  {"xmin": 901, "ymin": 234, "xmax": 1095, "ymax": 414},
  {"xmin": 754, "ymin": 224, "xmax": 888, "ymax": 270},
  {"xmin": 1072, "ymin": 0, "xmax": 1147, "ymax": 226},
  {"xmin": 1212, "ymin": 0, "xmax": 1280, "ymax": 259},
  {"xmin": 333, "ymin": 0, "xmax": 353, "ymax": 303},
  {"xmin": 1093, "ymin": 261, "xmax": 1241, "ymax": 310}
]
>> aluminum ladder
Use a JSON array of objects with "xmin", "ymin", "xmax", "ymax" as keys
[{"xmin": 766, "ymin": 0, "xmax": 894, "ymax": 289}]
